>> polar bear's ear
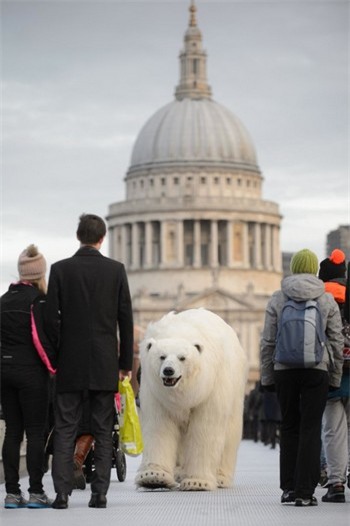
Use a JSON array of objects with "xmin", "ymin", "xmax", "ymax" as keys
[
  {"xmin": 194, "ymin": 343, "xmax": 202, "ymax": 353},
  {"xmin": 145, "ymin": 338, "xmax": 156, "ymax": 351}
]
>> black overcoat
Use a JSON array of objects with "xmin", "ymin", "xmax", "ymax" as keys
[{"xmin": 45, "ymin": 246, "xmax": 134, "ymax": 392}]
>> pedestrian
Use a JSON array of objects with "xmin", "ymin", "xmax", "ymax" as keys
[
  {"xmin": 45, "ymin": 213, "xmax": 134, "ymax": 509},
  {"xmin": 318, "ymin": 249, "xmax": 350, "ymax": 503},
  {"xmin": 262, "ymin": 390, "xmax": 281, "ymax": 449},
  {"xmin": 1, "ymin": 244, "xmax": 56, "ymax": 509},
  {"xmin": 247, "ymin": 381, "xmax": 263, "ymax": 443},
  {"xmin": 260, "ymin": 248, "xmax": 344, "ymax": 507}
]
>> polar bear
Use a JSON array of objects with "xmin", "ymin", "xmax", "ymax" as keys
[{"xmin": 135, "ymin": 308, "xmax": 248, "ymax": 491}]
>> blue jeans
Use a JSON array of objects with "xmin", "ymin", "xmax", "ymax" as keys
[
  {"xmin": 274, "ymin": 368, "xmax": 329, "ymax": 498},
  {"xmin": 1, "ymin": 364, "xmax": 49, "ymax": 494}
]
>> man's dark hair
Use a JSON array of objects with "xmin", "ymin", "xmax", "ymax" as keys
[{"xmin": 77, "ymin": 214, "xmax": 106, "ymax": 244}]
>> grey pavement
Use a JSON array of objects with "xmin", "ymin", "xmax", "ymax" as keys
[{"xmin": 1, "ymin": 439, "xmax": 349, "ymax": 526}]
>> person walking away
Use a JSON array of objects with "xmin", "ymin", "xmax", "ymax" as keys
[
  {"xmin": 345, "ymin": 261, "xmax": 350, "ymax": 490},
  {"xmin": 260, "ymin": 249, "xmax": 344, "ymax": 507},
  {"xmin": 262, "ymin": 389, "xmax": 281, "ymax": 449},
  {"xmin": 318, "ymin": 249, "xmax": 350, "ymax": 503},
  {"xmin": 45, "ymin": 214, "xmax": 134, "ymax": 509},
  {"xmin": 1, "ymin": 245, "xmax": 56, "ymax": 508},
  {"xmin": 247, "ymin": 381, "xmax": 263, "ymax": 443}
]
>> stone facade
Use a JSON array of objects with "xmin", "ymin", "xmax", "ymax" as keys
[{"xmin": 107, "ymin": 2, "xmax": 282, "ymax": 389}]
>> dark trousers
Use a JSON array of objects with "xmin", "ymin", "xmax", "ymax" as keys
[
  {"xmin": 1, "ymin": 364, "xmax": 49, "ymax": 494},
  {"xmin": 274, "ymin": 368, "xmax": 329, "ymax": 498},
  {"xmin": 52, "ymin": 390, "xmax": 115, "ymax": 495}
]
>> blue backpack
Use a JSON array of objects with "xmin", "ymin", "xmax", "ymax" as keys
[{"xmin": 274, "ymin": 299, "xmax": 327, "ymax": 368}]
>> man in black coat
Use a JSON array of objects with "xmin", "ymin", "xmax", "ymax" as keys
[{"xmin": 45, "ymin": 214, "xmax": 134, "ymax": 509}]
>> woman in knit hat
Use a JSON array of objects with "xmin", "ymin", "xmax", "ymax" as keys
[
  {"xmin": 318, "ymin": 249, "xmax": 350, "ymax": 503},
  {"xmin": 0, "ymin": 244, "xmax": 56, "ymax": 508},
  {"xmin": 260, "ymin": 248, "xmax": 344, "ymax": 507}
]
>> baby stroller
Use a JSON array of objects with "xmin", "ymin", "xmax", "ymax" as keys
[
  {"xmin": 46, "ymin": 395, "xmax": 127, "ymax": 486},
  {"xmin": 84, "ymin": 398, "xmax": 127, "ymax": 483},
  {"xmin": 111, "ymin": 406, "xmax": 127, "ymax": 481}
]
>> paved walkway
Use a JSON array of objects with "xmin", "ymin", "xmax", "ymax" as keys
[{"xmin": 1, "ymin": 440, "xmax": 349, "ymax": 526}]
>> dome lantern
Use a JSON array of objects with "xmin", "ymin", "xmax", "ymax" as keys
[
  {"xmin": 175, "ymin": 1, "xmax": 212, "ymax": 101},
  {"xmin": 127, "ymin": 0, "xmax": 260, "ymax": 179}
]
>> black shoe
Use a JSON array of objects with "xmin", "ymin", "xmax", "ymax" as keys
[
  {"xmin": 281, "ymin": 490, "xmax": 296, "ymax": 503},
  {"xmin": 88, "ymin": 493, "xmax": 107, "ymax": 508},
  {"xmin": 52, "ymin": 493, "xmax": 69, "ymax": 509},
  {"xmin": 322, "ymin": 484, "xmax": 345, "ymax": 503},
  {"xmin": 295, "ymin": 495, "xmax": 318, "ymax": 507}
]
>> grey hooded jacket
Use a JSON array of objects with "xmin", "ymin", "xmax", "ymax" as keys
[{"xmin": 260, "ymin": 273, "xmax": 344, "ymax": 387}]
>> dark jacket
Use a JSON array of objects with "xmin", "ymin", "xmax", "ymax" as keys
[
  {"xmin": 45, "ymin": 246, "xmax": 134, "ymax": 392},
  {"xmin": 1, "ymin": 282, "xmax": 56, "ymax": 372},
  {"xmin": 323, "ymin": 277, "xmax": 350, "ymax": 399}
]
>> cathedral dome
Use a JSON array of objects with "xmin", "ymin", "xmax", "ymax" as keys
[
  {"xmin": 127, "ymin": 1, "xmax": 259, "ymax": 177},
  {"xmin": 129, "ymin": 97, "xmax": 258, "ymax": 172}
]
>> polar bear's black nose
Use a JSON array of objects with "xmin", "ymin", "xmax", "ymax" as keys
[{"xmin": 163, "ymin": 366, "xmax": 175, "ymax": 377}]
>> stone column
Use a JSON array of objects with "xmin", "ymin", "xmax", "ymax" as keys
[
  {"xmin": 121, "ymin": 224, "xmax": 128, "ymax": 268},
  {"xmin": 176, "ymin": 220, "xmax": 184, "ymax": 267},
  {"xmin": 272, "ymin": 225, "xmax": 282, "ymax": 271},
  {"xmin": 131, "ymin": 223, "xmax": 139, "ymax": 270},
  {"xmin": 254, "ymin": 222, "xmax": 262, "ymax": 269},
  {"xmin": 242, "ymin": 222, "xmax": 249, "ymax": 268},
  {"xmin": 193, "ymin": 220, "xmax": 201, "ymax": 268},
  {"xmin": 227, "ymin": 220, "xmax": 233, "ymax": 267},
  {"xmin": 144, "ymin": 221, "xmax": 152, "ymax": 269},
  {"xmin": 160, "ymin": 221, "xmax": 167, "ymax": 268},
  {"xmin": 117, "ymin": 226, "xmax": 124, "ymax": 262},
  {"xmin": 264, "ymin": 224, "xmax": 272, "ymax": 270},
  {"xmin": 210, "ymin": 220, "xmax": 218, "ymax": 267}
]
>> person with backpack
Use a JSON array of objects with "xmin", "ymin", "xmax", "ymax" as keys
[
  {"xmin": 0, "ymin": 245, "xmax": 56, "ymax": 508},
  {"xmin": 260, "ymin": 248, "xmax": 344, "ymax": 507},
  {"xmin": 318, "ymin": 249, "xmax": 350, "ymax": 503}
]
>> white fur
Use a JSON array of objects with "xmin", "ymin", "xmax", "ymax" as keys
[{"xmin": 135, "ymin": 308, "xmax": 248, "ymax": 491}]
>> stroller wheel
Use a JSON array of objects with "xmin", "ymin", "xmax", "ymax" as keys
[{"xmin": 116, "ymin": 449, "xmax": 127, "ymax": 481}]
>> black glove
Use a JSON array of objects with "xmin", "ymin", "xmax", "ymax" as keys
[{"xmin": 262, "ymin": 384, "xmax": 276, "ymax": 392}]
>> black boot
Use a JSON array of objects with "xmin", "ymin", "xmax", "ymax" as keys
[
  {"xmin": 52, "ymin": 493, "xmax": 69, "ymax": 509},
  {"xmin": 88, "ymin": 493, "xmax": 107, "ymax": 508}
]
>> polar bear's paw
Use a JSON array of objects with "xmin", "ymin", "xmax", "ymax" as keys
[
  {"xmin": 179, "ymin": 477, "xmax": 215, "ymax": 491},
  {"xmin": 217, "ymin": 473, "xmax": 232, "ymax": 488},
  {"xmin": 135, "ymin": 467, "xmax": 177, "ymax": 490}
]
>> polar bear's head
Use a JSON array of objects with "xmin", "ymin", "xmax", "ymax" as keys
[
  {"xmin": 142, "ymin": 338, "xmax": 203, "ymax": 389},
  {"xmin": 139, "ymin": 309, "xmax": 238, "ymax": 405}
]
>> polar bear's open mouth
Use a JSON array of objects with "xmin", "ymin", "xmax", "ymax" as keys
[{"xmin": 162, "ymin": 376, "xmax": 182, "ymax": 387}]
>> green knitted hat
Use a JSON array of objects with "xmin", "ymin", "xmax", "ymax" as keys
[{"xmin": 290, "ymin": 249, "xmax": 319, "ymax": 275}]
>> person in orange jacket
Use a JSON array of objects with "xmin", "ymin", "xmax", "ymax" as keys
[{"xmin": 319, "ymin": 249, "xmax": 350, "ymax": 503}]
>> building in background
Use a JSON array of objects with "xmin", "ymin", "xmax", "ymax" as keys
[
  {"xmin": 326, "ymin": 225, "xmax": 350, "ymax": 260},
  {"xmin": 107, "ymin": 2, "xmax": 282, "ymax": 388},
  {"xmin": 282, "ymin": 252, "xmax": 293, "ymax": 278}
]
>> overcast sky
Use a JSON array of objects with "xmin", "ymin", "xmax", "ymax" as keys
[{"xmin": 2, "ymin": 0, "xmax": 349, "ymax": 294}]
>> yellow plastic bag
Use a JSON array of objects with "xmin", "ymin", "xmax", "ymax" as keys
[{"xmin": 118, "ymin": 377, "xmax": 143, "ymax": 456}]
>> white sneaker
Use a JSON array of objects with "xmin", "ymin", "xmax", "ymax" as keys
[
  {"xmin": 27, "ymin": 492, "xmax": 53, "ymax": 508},
  {"xmin": 4, "ymin": 493, "xmax": 28, "ymax": 509}
]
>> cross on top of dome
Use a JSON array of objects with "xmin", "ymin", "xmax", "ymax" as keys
[{"xmin": 189, "ymin": 0, "xmax": 197, "ymax": 27}]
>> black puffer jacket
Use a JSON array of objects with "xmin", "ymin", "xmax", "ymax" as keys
[{"xmin": 1, "ymin": 282, "xmax": 56, "ymax": 371}]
